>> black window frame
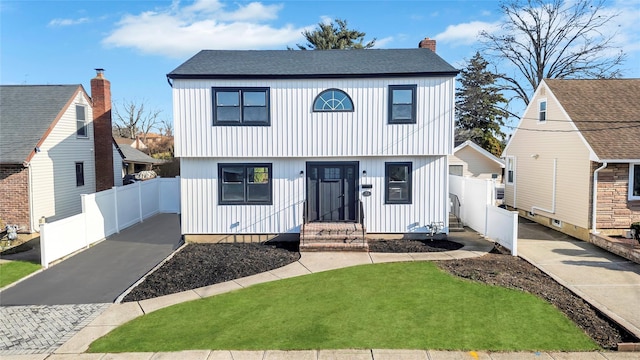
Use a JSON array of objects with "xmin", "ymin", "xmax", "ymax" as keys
[
  {"xmin": 212, "ymin": 87, "xmax": 270, "ymax": 126},
  {"xmin": 313, "ymin": 88, "xmax": 354, "ymax": 112},
  {"xmin": 388, "ymin": 85, "xmax": 417, "ymax": 124},
  {"xmin": 76, "ymin": 105, "xmax": 88, "ymax": 138},
  {"xmin": 385, "ymin": 162, "xmax": 412, "ymax": 204},
  {"xmin": 75, "ymin": 162, "xmax": 85, "ymax": 187},
  {"xmin": 218, "ymin": 163, "xmax": 273, "ymax": 205}
]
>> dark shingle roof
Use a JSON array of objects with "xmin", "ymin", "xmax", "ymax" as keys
[
  {"xmin": 117, "ymin": 144, "xmax": 163, "ymax": 164},
  {"xmin": 544, "ymin": 79, "xmax": 640, "ymax": 160},
  {"xmin": 167, "ymin": 49, "xmax": 458, "ymax": 79},
  {"xmin": 0, "ymin": 85, "xmax": 82, "ymax": 164}
]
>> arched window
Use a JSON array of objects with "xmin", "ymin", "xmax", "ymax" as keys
[{"xmin": 313, "ymin": 89, "xmax": 354, "ymax": 112}]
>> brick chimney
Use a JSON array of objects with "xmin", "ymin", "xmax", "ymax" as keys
[
  {"xmin": 91, "ymin": 69, "xmax": 115, "ymax": 192},
  {"xmin": 418, "ymin": 37, "xmax": 436, "ymax": 52}
]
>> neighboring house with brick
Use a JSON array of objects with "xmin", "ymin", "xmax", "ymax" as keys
[
  {"xmin": 167, "ymin": 42, "xmax": 458, "ymax": 247},
  {"xmin": 0, "ymin": 70, "xmax": 120, "ymax": 232},
  {"xmin": 449, "ymin": 140, "xmax": 504, "ymax": 182},
  {"xmin": 502, "ymin": 79, "xmax": 640, "ymax": 241}
]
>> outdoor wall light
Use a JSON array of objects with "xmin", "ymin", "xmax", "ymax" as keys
[
  {"xmin": 299, "ymin": 170, "xmax": 304, "ymax": 177},
  {"xmin": 362, "ymin": 170, "xmax": 367, "ymax": 177},
  {"xmin": 531, "ymin": 154, "xmax": 539, "ymax": 159}
]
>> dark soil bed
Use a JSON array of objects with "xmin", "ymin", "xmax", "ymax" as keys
[{"xmin": 123, "ymin": 239, "xmax": 635, "ymax": 349}]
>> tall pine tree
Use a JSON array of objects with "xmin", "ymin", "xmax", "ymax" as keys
[
  {"xmin": 456, "ymin": 52, "xmax": 508, "ymax": 156},
  {"xmin": 292, "ymin": 19, "xmax": 375, "ymax": 50}
]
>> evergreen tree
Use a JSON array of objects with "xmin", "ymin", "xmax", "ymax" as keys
[
  {"xmin": 293, "ymin": 19, "xmax": 375, "ymax": 50},
  {"xmin": 456, "ymin": 52, "xmax": 508, "ymax": 156}
]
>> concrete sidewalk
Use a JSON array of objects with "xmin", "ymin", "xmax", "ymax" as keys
[{"xmin": 517, "ymin": 219, "xmax": 640, "ymax": 339}]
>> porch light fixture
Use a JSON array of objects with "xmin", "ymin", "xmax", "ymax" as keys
[
  {"xmin": 299, "ymin": 170, "xmax": 304, "ymax": 177},
  {"xmin": 531, "ymin": 154, "xmax": 539, "ymax": 159},
  {"xmin": 362, "ymin": 170, "xmax": 367, "ymax": 177}
]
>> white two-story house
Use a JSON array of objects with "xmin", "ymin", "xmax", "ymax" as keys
[{"xmin": 167, "ymin": 46, "xmax": 458, "ymax": 248}]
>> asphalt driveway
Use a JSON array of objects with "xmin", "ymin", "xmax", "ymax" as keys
[{"xmin": 0, "ymin": 213, "xmax": 182, "ymax": 305}]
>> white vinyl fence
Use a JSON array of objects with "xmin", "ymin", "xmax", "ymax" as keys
[
  {"xmin": 39, "ymin": 177, "xmax": 180, "ymax": 268},
  {"xmin": 449, "ymin": 175, "xmax": 518, "ymax": 255}
]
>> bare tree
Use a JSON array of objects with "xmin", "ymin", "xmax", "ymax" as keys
[
  {"xmin": 113, "ymin": 100, "xmax": 162, "ymax": 145},
  {"xmin": 481, "ymin": 0, "xmax": 625, "ymax": 105}
]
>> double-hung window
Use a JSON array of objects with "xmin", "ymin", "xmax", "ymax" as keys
[
  {"xmin": 388, "ymin": 85, "xmax": 417, "ymax": 124},
  {"xmin": 75, "ymin": 162, "xmax": 85, "ymax": 187},
  {"xmin": 213, "ymin": 88, "xmax": 270, "ymax": 125},
  {"xmin": 630, "ymin": 164, "xmax": 640, "ymax": 200},
  {"xmin": 538, "ymin": 100, "xmax": 547, "ymax": 122},
  {"xmin": 76, "ymin": 105, "xmax": 88, "ymax": 137},
  {"xmin": 385, "ymin": 162, "xmax": 412, "ymax": 204},
  {"xmin": 219, "ymin": 163, "xmax": 272, "ymax": 205},
  {"xmin": 506, "ymin": 157, "xmax": 515, "ymax": 184}
]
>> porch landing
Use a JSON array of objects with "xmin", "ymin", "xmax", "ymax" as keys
[{"xmin": 300, "ymin": 223, "xmax": 368, "ymax": 252}]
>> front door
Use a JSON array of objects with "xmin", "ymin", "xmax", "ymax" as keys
[{"xmin": 306, "ymin": 162, "xmax": 358, "ymax": 222}]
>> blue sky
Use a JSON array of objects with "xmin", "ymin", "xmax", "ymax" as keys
[{"xmin": 2, "ymin": 0, "xmax": 639, "ymax": 133}]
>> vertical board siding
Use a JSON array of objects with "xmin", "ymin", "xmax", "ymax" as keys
[
  {"xmin": 181, "ymin": 156, "xmax": 447, "ymax": 234},
  {"xmin": 30, "ymin": 91, "xmax": 96, "ymax": 224},
  {"xmin": 173, "ymin": 77, "xmax": 454, "ymax": 158}
]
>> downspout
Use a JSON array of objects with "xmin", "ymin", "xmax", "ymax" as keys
[
  {"xmin": 532, "ymin": 158, "xmax": 557, "ymax": 215},
  {"xmin": 25, "ymin": 162, "xmax": 39, "ymax": 233},
  {"xmin": 591, "ymin": 162, "xmax": 608, "ymax": 234}
]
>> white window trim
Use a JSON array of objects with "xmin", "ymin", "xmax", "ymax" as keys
[
  {"xmin": 506, "ymin": 156, "xmax": 515, "ymax": 185},
  {"xmin": 629, "ymin": 163, "xmax": 640, "ymax": 201},
  {"xmin": 538, "ymin": 99, "xmax": 547, "ymax": 123}
]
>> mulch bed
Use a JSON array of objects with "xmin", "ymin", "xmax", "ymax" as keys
[{"xmin": 122, "ymin": 239, "xmax": 636, "ymax": 349}]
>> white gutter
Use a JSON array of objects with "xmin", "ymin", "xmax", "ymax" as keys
[
  {"xmin": 591, "ymin": 162, "xmax": 608, "ymax": 234},
  {"xmin": 531, "ymin": 158, "xmax": 557, "ymax": 215}
]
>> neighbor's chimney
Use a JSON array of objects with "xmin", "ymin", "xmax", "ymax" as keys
[
  {"xmin": 418, "ymin": 37, "xmax": 436, "ymax": 52},
  {"xmin": 91, "ymin": 68, "xmax": 115, "ymax": 192}
]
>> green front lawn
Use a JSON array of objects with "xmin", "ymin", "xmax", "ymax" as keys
[
  {"xmin": 0, "ymin": 260, "xmax": 41, "ymax": 288},
  {"xmin": 89, "ymin": 262, "xmax": 598, "ymax": 352}
]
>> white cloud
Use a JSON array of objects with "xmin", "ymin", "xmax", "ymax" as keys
[
  {"xmin": 103, "ymin": 0, "xmax": 307, "ymax": 58},
  {"xmin": 374, "ymin": 36, "xmax": 394, "ymax": 48},
  {"xmin": 434, "ymin": 21, "xmax": 499, "ymax": 46},
  {"xmin": 48, "ymin": 17, "xmax": 89, "ymax": 27}
]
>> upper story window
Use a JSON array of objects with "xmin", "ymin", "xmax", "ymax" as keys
[
  {"xmin": 538, "ymin": 100, "xmax": 547, "ymax": 122},
  {"xmin": 313, "ymin": 89, "xmax": 354, "ymax": 112},
  {"xmin": 388, "ymin": 85, "xmax": 417, "ymax": 124},
  {"xmin": 630, "ymin": 164, "xmax": 640, "ymax": 201},
  {"xmin": 76, "ymin": 105, "xmax": 88, "ymax": 137},
  {"xmin": 213, "ymin": 87, "xmax": 270, "ymax": 126}
]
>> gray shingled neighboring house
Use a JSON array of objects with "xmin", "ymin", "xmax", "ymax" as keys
[{"xmin": 0, "ymin": 75, "xmax": 121, "ymax": 232}]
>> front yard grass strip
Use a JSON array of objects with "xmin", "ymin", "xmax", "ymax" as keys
[
  {"xmin": 89, "ymin": 262, "xmax": 598, "ymax": 352},
  {"xmin": 0, "ymin": 260, "xmax": 41, "ymax": 288}
]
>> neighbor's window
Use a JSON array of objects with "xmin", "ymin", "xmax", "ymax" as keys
[
  {"xmin": 449, "ymin": 165, "xmax": 463, "ymax": 176},
  {"xmin": 630, "ymin": 164, "xmax": 640, "ymax": 200},
  {"xmin": 506, "ymin": 157, "xmax": 515, "ymax": 184},
  {"xmin": 219, "ymin": 163, "xmax": 272, "ymax": 205},
  {"xmin": 313, "ymin": 89, "xmax": 354, "ymax": 112},
  {"xmin": 385, "ymin": 162, "xmax": 412, "ymax": 204},
  {"xmin": 76, "ymin": 105, "xmax": 88, "ymax": 137},
  {"xmin": 75, "ymin": 162, "xmax": 85, "ymax": 187},
  {"xmin": 388, "ymin": 85, "xmax": 417, "ymax": 124},
  {"xmin": 213, "ymin": 88, "xmax": 270, "ymax": 125},
  {"xmin": 538, "ymin": 100, "xmax": 547, "ymax": 122}
]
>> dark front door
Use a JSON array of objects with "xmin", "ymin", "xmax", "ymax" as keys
[{"xmin": 306, "ymin": 162, "xmax": 358, "ymax": 222}]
